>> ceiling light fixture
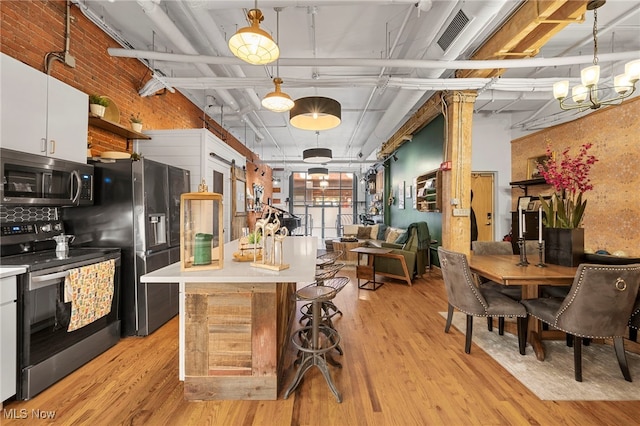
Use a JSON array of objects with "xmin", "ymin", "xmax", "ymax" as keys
[
  {"xmin": 290, "ymin": 96, "xmax": 341, "ymax": 131},
  {"xmin": 553, "ymin": 0, "xmax": 639, "ymax": 110},
  {"xmin": 228, "ymin": 1, "xmax": 279, "ymax": 65},
  {"xmin": 261, "ymin": 8, "xmax": 294, "ymax": 112},
  {"xmin": 307, "ymin": 167, "xmax": 328, "ymax": 178},
  {"xmin": 262, "ymin": 77, "xmax": 294, "ymax": 112},
  {"xmin": 303, "ymin": 131, "xmax": 332, "ymax": 163}
]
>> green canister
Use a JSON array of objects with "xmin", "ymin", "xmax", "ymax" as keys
[{"xmin": 193, "ymin": 233, "xmax": 213, "ymax": 265}]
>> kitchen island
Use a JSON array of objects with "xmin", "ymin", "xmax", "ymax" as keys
[{"xmin": 140, "ymin": 236, "xmax": 317, "ymax": 400}]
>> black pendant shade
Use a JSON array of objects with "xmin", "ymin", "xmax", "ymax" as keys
[
  {"xmin": 303, "ymin": 147, "xmax": 332, "ymax": 163},
  {"xmin": 307, "ymin": 167, "xmax": 329, "ymax": 177},
  {"xmin": 289, "ymin": 96, "xmax": 341, "ymax": 131}
]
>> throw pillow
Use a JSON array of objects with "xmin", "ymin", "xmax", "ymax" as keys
[
  {"xmin": 385, "ymin": 229, "xmax": 401, "ymax": 244},
  {"xmin": 377, "ymin": 224, "xmax": 388, "ymax": 240},
  {"xmin": 357, "ymin": 226, "xmax": 371, "ymax": 239},
  {"xmin": 369, "ymin": 224, "xmax": 379, "ymax": 240},
  {"xmin": 394, "ymin": 232, "xmax": 407, "ymax": 245}
]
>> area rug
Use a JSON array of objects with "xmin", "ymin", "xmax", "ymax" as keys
[{"xmin": 439, "ymin": 312, "xmax": 640, "ymax": 400}]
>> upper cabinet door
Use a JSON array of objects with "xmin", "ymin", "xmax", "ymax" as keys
[
  {"xmin": 0, "ymin": 53, "xmax": 88, "ymax": 164},
  {"xmin": 46, "ymin": 77, "xmax": 88, "ymax": 164},
  {"xmin": 1, "ymin": 53, "xmax": 48, "ymax": 155}
]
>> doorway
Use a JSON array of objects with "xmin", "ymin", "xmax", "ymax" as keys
[{"xmin": 471, "ymin": 173, "xmax": 495, "ymax": 241}]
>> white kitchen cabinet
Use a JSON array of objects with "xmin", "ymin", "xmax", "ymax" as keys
[
  {"xmin": 0, "ymin": 271, "xmax": 20, "ymax": 402},
  {"xmin": 136, "ymin": 129, "xmax": 246, "ymax": 243},
  {"xmin": 1, "ymin": 53, "xmax": 88, "ymax": 164}
]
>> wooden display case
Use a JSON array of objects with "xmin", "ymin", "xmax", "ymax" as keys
[{"xmin": 415, "ymin": 169, "xmax": 442, "ymax": 212}]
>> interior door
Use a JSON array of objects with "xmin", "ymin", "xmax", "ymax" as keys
[
  {"xmin": 212, "ymin": 170, "xmax": 225, "ymax": 243},
  {"xmin": 471, "ymin": 173, "xmax": 495, "ymax": 241}
]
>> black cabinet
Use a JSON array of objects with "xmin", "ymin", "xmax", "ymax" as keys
[{"xmin": 511, "ymin": 210, "xmax": 544, "ymax": 254}]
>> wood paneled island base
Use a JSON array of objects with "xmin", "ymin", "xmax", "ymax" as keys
[
  {"xmin": 184, "ymin": 282, "xmax": 296, "ymax": 400},
  {"xmin": 140, "ymin": 237, "xmax": 318, "ymax": 401}
]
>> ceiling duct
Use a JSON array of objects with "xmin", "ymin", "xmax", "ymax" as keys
[{"xmin": 437, "ymin": 9, "xmax": 470, "ymax": 53}]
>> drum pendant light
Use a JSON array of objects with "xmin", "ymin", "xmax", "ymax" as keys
[
  {"xmin": 307, "ymin": 167, "xmax": 329, "ymax": 178},
  {"xmin": 290, "ymin": 96, "xmax": 341, "ymax": 131},
  {"xmin": 228, "ymin": 2, "xmax": 279, "ymax": 65},
  {"xmin": 303, "ymin": 131, "xmax": 332, "ymax": 163}
]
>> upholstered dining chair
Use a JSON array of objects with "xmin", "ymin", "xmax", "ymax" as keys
[
  {"xmin": 628, "ymin": 295, "xmax": 640, "ymax": 342},
  {"xmin": 438, "ymin": 247, "xmax": 528, "ymax": 355},
  {"xmin": 521, "ymin": 263, "xmax": 640, "ymax": 382},
  {"xmin": 471, "ymin": 241, "xmax": 522, "ymax": 335}
]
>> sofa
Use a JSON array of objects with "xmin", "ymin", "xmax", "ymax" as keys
[{"xmin": 334, "ymin": 222, "xmax": 431, "ymax": 283}]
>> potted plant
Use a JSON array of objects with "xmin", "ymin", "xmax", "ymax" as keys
[
  {"xmin": 538, "ymin": 142, "xmax": 598, "ymax": 266},
  {"xmin": 130, "ymin": 113, "xmax": 143, "ymax": 133},
  {"xmin": 89, "ymin": 94, "xmax": 109, "ymax": 118}
]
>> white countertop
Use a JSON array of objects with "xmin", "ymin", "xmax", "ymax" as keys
[
  {"xmin": 0, "ymin": 266, "xmax": 27, "ymax": 278},
  {"xmin": 141, "ymin": 236, "xmax": 318, "ymax": 284}
]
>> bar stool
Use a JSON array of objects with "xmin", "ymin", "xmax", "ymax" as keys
[
  {"xmin": 316, "ymin": 250, "xmax": 344, "ymax": 268},
  {"xmin": 284, "ymin": 283, "xmax": 342, "ymax": 402},
  {"xmin": 299, "ymin": 263, "xmax": 345, "ymax": 324}
]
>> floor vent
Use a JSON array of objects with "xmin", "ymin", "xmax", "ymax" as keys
[{"xmin": 437, "ymin": 9, "xmax": 470, "ymax": 52}]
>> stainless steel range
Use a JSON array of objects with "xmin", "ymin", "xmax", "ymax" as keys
[{"xmin": 1, "ymin": 219, "xmax": 121, "ymax": 400}]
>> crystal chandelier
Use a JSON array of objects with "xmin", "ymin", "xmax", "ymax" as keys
[{"xmin": 553, "ymin": 0, "xmax": 640, "ymax": 111}]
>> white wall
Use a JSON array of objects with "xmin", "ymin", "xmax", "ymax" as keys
[{"xmin": 471, "ymin": 113, "xmax": 513, "ymax": 241}]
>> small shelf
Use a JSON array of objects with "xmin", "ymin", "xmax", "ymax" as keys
[
  {"xmin": 89, "ymin": 116, "xmax": 151, "ymax": 149},
  {"xmin": 510, "ymin": 177, "xmax": 547, "ymax": 196},
  {"xmin": 415, "ymin": 169, "xmax": 442, "ymax": 212},
  {"xmin": 509, "ymin": 177, "xmax": 547, "ymax": 187}
]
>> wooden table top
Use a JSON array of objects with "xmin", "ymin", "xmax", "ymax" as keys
[
  {"xmin": 469, "ymin": 254, "xmax": 577, "ymax": 286},
  {"xmin": 350, "ymin": 247, "xmax": 393, "ymax": 255}
]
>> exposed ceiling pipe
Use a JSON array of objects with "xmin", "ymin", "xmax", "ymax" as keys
[
  {"xmin": 358, "ymin": 0, "xmax": 510, "ymax": 159},
  {"xmin": 107, "ymin": 49, "xmax": 639, "ymax": 71},
  {"xmin": 182, "ymin": 0, "xmax": 263, "ymax": 111},
  {"xmin": 344, "ymin": 4, "xmax": 414, "ymax": 157},
  {"xmin": 157, "ymin": 75, "xmax": 563, "ymax": 92},
  {"xmin": 135, "ymin": 0, "xmax": 240, "ymax": 111},
  {"xmin": 189, "ymin": 0, "xmax": 432, "ymax": 9}
]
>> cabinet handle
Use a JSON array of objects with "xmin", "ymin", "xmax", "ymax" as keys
[
  {"xmin": 41, "ymin": 138, "xmax": 47, "ymax": 152},
  {"xmin": 49, "ymin": 140, "xmax": 56, "ymax": 154}
]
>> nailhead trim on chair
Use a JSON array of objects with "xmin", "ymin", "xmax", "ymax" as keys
[
  {"xmin": 534, "ymin": 264, "xmax": 640, "ymax": 339},
  {"xmin": 444, "ymin": 251, "xmax": 527, "ymax": 317}
]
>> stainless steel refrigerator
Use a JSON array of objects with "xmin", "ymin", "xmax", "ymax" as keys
[{"xmin": 63, "ymin": 158, "xmax": 190, "ymax": 336}]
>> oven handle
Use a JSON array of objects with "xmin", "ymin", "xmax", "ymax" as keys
[{"xmin": 30, "ymin": 271, "xmax": 70, "ymax": 290}]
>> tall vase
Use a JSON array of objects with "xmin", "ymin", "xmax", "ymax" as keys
[{"xmin": 543, "ymin": 227, "xmax": 584, "ymax": 267}]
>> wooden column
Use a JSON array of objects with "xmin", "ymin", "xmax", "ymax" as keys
[{"xmin": 441, "ymin": 91, "xmax": 477, "ymax": 255}]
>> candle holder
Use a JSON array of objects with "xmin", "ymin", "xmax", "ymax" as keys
[
  {"xmin": 516, "ymin": 237, "xmax": 529, "ymax": 266},
  {"xmin": 536, "ymin": 241, "xmax": 547, "ymax": 267}
]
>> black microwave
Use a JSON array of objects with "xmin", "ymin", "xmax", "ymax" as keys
[{"xmin": 1, "ymin": 148, "xmax": 94, "ymax": 206}]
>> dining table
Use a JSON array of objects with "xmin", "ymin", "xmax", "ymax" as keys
[{"xmin": 468, "ymin": 254, "xmax": 578, "ymax": 361}]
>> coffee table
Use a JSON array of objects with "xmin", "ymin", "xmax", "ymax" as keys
[{"xmin": 331, "ymin": 239, "xmax": 366, "ymax": 264}]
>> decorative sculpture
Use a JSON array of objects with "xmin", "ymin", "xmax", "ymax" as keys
[{"xmin": 250, "ymin": 206, "xmax": 290, "ymax": 271}]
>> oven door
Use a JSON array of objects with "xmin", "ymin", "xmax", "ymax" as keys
[{"xmin": 18, "ymin": 253, "xmax": 121, "ymax": 400}]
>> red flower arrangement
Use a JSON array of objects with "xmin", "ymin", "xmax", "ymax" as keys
[{"xmin": 537, "ymin": 142, "xmax": 598, "ymax": 229}]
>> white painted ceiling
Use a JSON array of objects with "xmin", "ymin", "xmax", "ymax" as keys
[{"xmin": 77, "ymin": 0, "xmax": 640, "ymax": 172}]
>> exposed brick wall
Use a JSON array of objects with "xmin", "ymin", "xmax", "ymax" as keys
[
  {"xmin": 511, "ymin": 96, "xmax": 640, "ymax": 257},
  {"xmin": 1, "ymin": 0, "xmax": 263, "ymax": 169}
]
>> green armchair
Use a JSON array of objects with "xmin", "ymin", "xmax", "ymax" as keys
[{"xmin": 374, "ymin": 223, "xmax": 430, "ymax": 285}]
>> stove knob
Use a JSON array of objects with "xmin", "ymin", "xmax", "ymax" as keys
[
  {"xmin": 41, "ymin": 224, "xmax": 52, "ymax": 232},
  {"xmin": 53, "ymin": 223, "xmax": 63, "ymax": 231}
]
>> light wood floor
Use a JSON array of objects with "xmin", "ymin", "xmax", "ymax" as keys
[{"xmin": 3, "ymin": 267, "xmax": 640, "ymax": 425}]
